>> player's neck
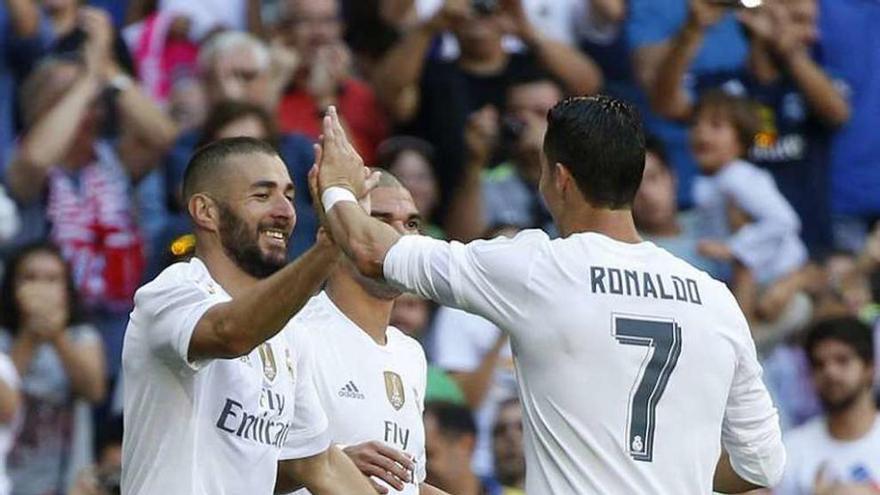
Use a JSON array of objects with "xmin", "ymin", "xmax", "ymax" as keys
[
  {"xmin": 194, "ymin": 245, "xmax": 258, "ymax": 297},
  {"xmin": 559, "ymin": 204, "xmax": 642, "ymax": 244},
  {"xmin": 326, "ymin": 275, "xmax": 393, "ymax": 345},
  {"xmin": 826, "ymin": 392, "xmax": 878, "ymax": 441}
]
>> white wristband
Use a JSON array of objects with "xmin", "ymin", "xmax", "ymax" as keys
[{"xmin": 322, "ymin": 186, "xmax": 357, "ymax": 212}]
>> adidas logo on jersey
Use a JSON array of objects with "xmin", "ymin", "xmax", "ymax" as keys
[{"xmin": 338, "ymin": 381, "xmax": 365, "ymax": 400}]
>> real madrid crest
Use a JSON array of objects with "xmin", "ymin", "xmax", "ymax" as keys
[
  {"xmin": 258, "ymin": 343, "xmax": 278, "ymax": 382},
  {"xmin": 384, "ymin": 371, "xmax": 405, "ymax": 411}
]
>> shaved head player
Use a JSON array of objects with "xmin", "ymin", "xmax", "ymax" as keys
[
  {"xmin": 121, "ymin": 137, "xmax": 373, "ymax": 494},
  {"xmin": 313, "ymin": 100, "xmax": 786, "ymax": 494}
]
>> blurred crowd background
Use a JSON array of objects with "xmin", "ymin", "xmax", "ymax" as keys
[{"xmin": 0, "ymin": 0, "xmax": 878, "ymax": 494}]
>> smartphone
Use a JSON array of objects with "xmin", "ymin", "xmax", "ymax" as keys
[{"xmin": 707, "ymin": 0, "xmax": 763, "ymax": 8}]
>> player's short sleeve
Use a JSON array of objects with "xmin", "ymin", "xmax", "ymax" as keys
[
  {"xmin": 131, "ymin": 266, "xmax": 224, "ymax": 372},
  {"xmin": 280, "ymin": 336, "xmax": 331, "ymax": 460},
  {"xmin": 383, "ymin": 231, "xmax": 546, "ymax": 329},
  {"xmin": 719, "ymin": 289, "xmax": 786, "ymax": 487}
]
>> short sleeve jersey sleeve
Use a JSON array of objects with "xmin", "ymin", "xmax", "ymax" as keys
[{"xmin": 130, "ymin": 260, "xmax": 226, "ymax": 372}]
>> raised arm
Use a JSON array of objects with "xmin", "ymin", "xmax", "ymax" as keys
[
  {"xmin": 6, "ymin": 70, "xmax": 100, "ymax": 203},
  {"xmin": 372, "ymin": 0, "xmax": 469, "ymax": 123},
  {"xmin": 187, "ymin": 237, "xmax": 339, "ymax": 361},
  {"xmin": 80, "ymin": 9, "xmax": 178, "ymax": 163},
  {"xmin": 502, "ymin": 0, "xmax": 603, "ymax": 96},
  {"xmin": 649, "ymin": 0, "xmax": 725, "ymax": 121}
]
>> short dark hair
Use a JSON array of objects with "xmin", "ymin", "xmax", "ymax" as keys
[
  {"xmin": 197, "ymin": 100, "xmax": 280, "ymax": 150},
  {"xmin": 506, "ymin": 65, "xmax": 562, "ymax": 96},
  {"xmin": 425, "ymin": 401, "xmax": 477, "ymax": 439},
  {"xmin": 376, "ymin": 136, "xmax": 436, "ymax": 170},
  {"xmin": 0, "ymin": 242, "xmax": 86, "ymax": 332},
  {"xmin": 543, "ymin": 95, "xmax": 646, "ymax": 209},
  {"xmin": 182, "ymin": 136, "xmax": 279, "ymax": 202},
  {"xmin": 693, "ymin": 90, "xmax": 761, "ymax": 154},
  {"xmin": 804, "ymin": 316, "xmax": 875, "ymax": 367}
]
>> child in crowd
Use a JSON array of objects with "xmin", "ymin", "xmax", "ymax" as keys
[{"xmin": 691, "ymin": 90, "xmax": 808, "ymax": 326}]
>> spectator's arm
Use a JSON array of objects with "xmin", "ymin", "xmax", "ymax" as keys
[
  {"xmin": 506, "ymin": 0, "xmax": 602, "ymax": 96},
  {"xmin": 372, "ymin": 0, "xmax": 469, "ymax": 123},
  {"xmin": 449, "ymin": 334, "xmax": 508, "ymax": 409},
  {"xmin": 589, "ymin": 0, "xmax": 626, "ymax": 26},
  {"xmin": 246, "ymin": 0, "xmax": 264, "ymax": 37},
  {"xmin": 0, "ymin": 362, "xmax": 20, "ymax": 425},
  {"xmin": 444, "ymin": 107, "xmax": 496, "ymax": 242},
  {"xmin": 380, "ymin": 0, "xmax": 418, "ymax": 29},
  {"xmin": 51, "ymin": 331, "xmax": 106, "ymax": 403},
  {"xmin": 108, "ymin": 66, "xmax": 179, "ymax": 177},
  {"xmin": 372, "ymin": 21, "xmax": 438, "ymax": 123},
  {"xmin": 784, "ymin": 50, "xmax": 850, "ymax": 127},
  {"xmin": 7, "ymin": 73, "xmax": 102, "ymax": 203},
  {"xmin": 5, "ymin": 0, "xmax": 41, "ymax": 36},
  {"xmin": 632, "ymin": 42, "xmax": 670, "ymax": 91}
]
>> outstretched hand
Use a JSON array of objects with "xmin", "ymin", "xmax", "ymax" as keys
[{"xmin": 317, "ymin": 106, "xmax": 368, "ymax": 197}]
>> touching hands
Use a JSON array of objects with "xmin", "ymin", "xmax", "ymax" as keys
[{"xmin": 342, "ymin": 441, "xmax": 415, "ymax": 494}]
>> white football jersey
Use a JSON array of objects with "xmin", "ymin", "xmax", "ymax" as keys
[
  {"xmin": 384, "ymin": 230, "xmax": 786, "ymax": 494},
  {"xmin": 286, "ymin": 292, "xmax": 427, "ymax": 494},
  {"xmin": 121, "ymin": 258, "xmax": 331, "ymax": 495}
]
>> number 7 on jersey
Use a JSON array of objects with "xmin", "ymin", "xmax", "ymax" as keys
[{"xmin": 613, "ymin": 315, "xmax": 682, "ymax": 463}]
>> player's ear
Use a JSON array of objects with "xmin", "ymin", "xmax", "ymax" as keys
[
  {"xmin": 554, "ymin": 162, "xmax": 574, "ymax": 194},
  {"xmin": 189, "ymin": 193, "xmax": 221, "ymax": 232}
]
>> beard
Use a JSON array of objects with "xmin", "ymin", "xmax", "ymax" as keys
[
  {"xmin": 819, "ymin": 378, "xmax": 872, "ymax": 414},
  {"xmin": 217, "ymin": 202, "xmax": 288, "ymax": 279}
]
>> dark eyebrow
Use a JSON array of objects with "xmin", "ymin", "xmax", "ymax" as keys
[{"xmin": 250, "ymin": 180, "xmax": 295, "ymax": 193}]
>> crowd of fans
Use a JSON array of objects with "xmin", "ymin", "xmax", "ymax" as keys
[{"xmin": 0, "ymin": 0, "xmax": 878, "ymax": 493}]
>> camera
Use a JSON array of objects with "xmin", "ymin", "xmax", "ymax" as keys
[{"xmin": 472, "ymin": 0, "xmax": 500, "ymax": 16}]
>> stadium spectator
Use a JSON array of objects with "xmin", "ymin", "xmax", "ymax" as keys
[
  {"xmin": 431, "ymin": 306, "xmax": 513, "ymax": 478},
  {"xmin": 5, "ymin": 10, "xmax": 177, "ymax": 377},
  {"xmin": 628, "ymin": 0, "xmax": 749, "ymax": 206},
  {"xmin": 650, "ymin": 0, "xmax": 848, "ymax": 257},
  {"xmin": 492, "ymin": 398, "xmax": 524, "ymax": 495},
  {"xmin": 816, "ymin": 0, "xmax": 880, "ymax": 252},
  {"xmin": 776, "ymin": 317, "xmax": 880, "ymax": 493},
  {"xmin": 633, "ymin": 136, "xmax": 719, "ymax": 277},
  {"xmin": 387, "ymin": 0, "xmax": 626, "ymax": 57},
  {"xmin": 0, "ymin": 0, "xmax": 52, "ymax": 173},
  {"xmin": 275, "ymin": 0, "xmax": 389, "ymax": 166},
  {"xmin": 391, "ymin": 293, "xmax": 467, "ymax": 406},
  {"xmin": 690, "ymin": 90, "xmax": 807, "ymax": 325},
  {"xmin": 424, "ymin": 402, "xmax": 497, "ymax": 495},
  {"xmin": 447, "ymin": 71, "xmax": 560, "ymax": 241},
  {"xmin": 0, "ymin": 352, "xmax": 20, "ymax": 495},
  {"xmin": 376, "ymin": 136, "xmax": 444, "ymax": 238},
  {"xmin": 45, "ymin": 4, "xmax": 135, "ymax": 76},
  {"xmin": 0, "ymin": 243, "xmax": 106, "ymax": 495},
  {"xmin": 373, "ymin": 0, "xmax": 601, "ymax": 206}
]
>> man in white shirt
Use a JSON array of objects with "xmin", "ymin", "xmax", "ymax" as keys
[
  {"xmin": 776, "ymin": 317, "xmax": 880, "ymax": 494},
  {"xmin": 121, "ymin": 137, "xmax": 373, "ymax": 495},
  {"xmin": 313, "ymin": 98, "xmax": 786, "ymax": 494},
  {"xmin": 288, "ymin": 171, "xmax": 449, "ymax": 495}
]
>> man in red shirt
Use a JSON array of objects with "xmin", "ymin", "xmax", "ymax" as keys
[{"xmin": 276, "ymin": 0, "xmax": 389, "ymax": 165}]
